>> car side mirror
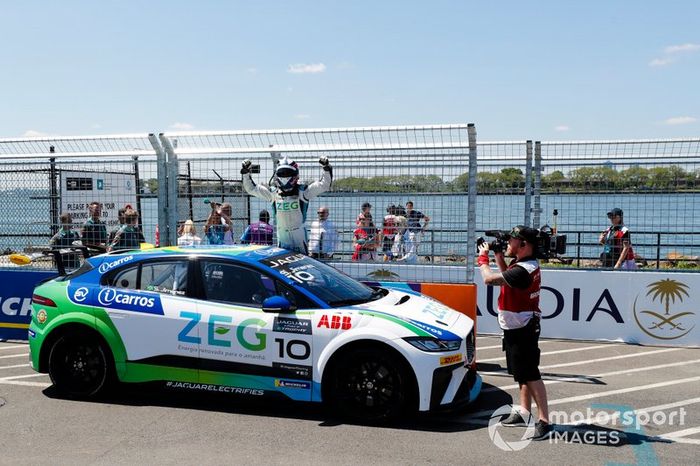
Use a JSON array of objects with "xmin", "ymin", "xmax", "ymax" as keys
[{"xmin": 262, "ymin": 295, "xmax": 296, "ymax": 313}]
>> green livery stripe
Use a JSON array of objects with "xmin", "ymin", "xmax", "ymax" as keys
[
  {"xmin": 357, "ymin": 310, "xmax": 432, "ymax": 337},
  {"xmin": 121, "ymin": 362, "xmax": 198, "ymax": 383}
]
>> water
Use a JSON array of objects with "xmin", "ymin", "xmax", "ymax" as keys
[{"xmin": 2, "ymin": 192, "xmax": 699, "ymax": 262}]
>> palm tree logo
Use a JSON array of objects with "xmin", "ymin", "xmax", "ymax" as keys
[
  {"xmin": 646, "ymin": 279, "xmax": 689, "ymax": 316},
  {"xmin": 633, "ymin": 279, "xmax": 695, "ymax": 340}
]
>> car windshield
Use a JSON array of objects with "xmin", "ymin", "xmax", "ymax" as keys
[{"xmin": 259, "ymin": 252, "xmax": 384, "ymax": 307}]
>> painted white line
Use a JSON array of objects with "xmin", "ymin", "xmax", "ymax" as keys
[
  {"xmin": 657, "ymin": 426, "xmax": 700, "ymax": 439},
  {"xmin": 0, "ymin": 380, "xmax": 51, "ymax": 388},
  {"xmin": 664, "ymin": 437, "xmax": 700, "ymax": 445},
  {"xmin": 0, "ymin": 373, "xmax": 47, "ymax": 381},
  {"xmin": 482, "ymin": 358, "xmax": 700, "ymax": 393},
  {"xmin": 539, "ymin": 347, "xmax": 682, "ymax": 370},
  {"xmin": 559, "ymin": 397, "xmax": 700, "ymax": 428},
  {"xmin": 0, "ymin": 345, "xmax": 28, "ymax": 351},
  {"xmin": 477, "ymin": 341, "xmax": 553, "ymax": 351},
  {"xmin": 478, "ymin": 344, "xmax": 611, "ymax": 363},
  {"xmin": 0, "ymin": 364, "xmax": 30, "ymax": 370},
  {"xmin": 0, "ymin": 353, "xmax": 29, "ymax": 360},
  {"xmin": 549, "ymin": 376, "xmax": 700, "ymax": 406},
  {"xmin": 470, "ymin": 375, "xmax": 700, "ymax": 418}
]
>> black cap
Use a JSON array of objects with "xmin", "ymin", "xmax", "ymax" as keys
[
  {"xmin": 361, "ymin": 202, "xmax": 372, "ymax": 209},
  {"xmin": 607, "ymin": 207, "xmax": 623, "ymax": 217},
  {"xmin": 509, "ymin": 225, "xmax": 539, "ymax": 244}
]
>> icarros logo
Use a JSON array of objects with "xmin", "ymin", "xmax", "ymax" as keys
[
  {"xmin": 98, "ymin": 288, "xmax": 155, "ymax": 309},
  {"xmin": 98, "ymin": 255, "xmax": 134, "ymax": 274},
  {"xmin": 73, "ymin": 287, "xmax": 89, "ymax": 303}
]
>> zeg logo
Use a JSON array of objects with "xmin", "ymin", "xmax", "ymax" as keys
[
  {"xmin": 98, "ymin": 255, "xmax": 134, "ymax": 274},
  {"xmin": 97, "ymin": 288, "xmax": 155, "ymax": 308},
  {"xmin": 73, "ymin": 287, "xmax": 89, "ymax": 303}
]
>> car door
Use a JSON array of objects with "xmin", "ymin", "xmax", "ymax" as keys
[
  {"xmin": 195, "ymin": 259, "xmax": 315, "ymax": 400},
  {"xmin": 102, "ymin": 258, "xmax": 199, "ymax": 373}
]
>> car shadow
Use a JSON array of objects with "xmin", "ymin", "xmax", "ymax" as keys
[{"xmin": 42, "ymin": 381, "xmax": 512, "ymax": 433}]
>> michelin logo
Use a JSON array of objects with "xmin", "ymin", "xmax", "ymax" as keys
[
  {"xmin": 98, "ymin": 255, "xmax": 134, "ymax": 274},
  {"xmin": 98, "ymin": 288, "xmax": 155, "ymax": 308}
]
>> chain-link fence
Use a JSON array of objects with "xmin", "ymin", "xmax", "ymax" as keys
[
  {"xmin": 160, "ymin": 125, "xmax": 479, "ymax": 283},
  {"xmin": 1, "ymin": 130, "xmax": 699, "ymax": 275},
  {"xmin": 0, "ymin": 134, "xmax": 161, "ymax": 270}
]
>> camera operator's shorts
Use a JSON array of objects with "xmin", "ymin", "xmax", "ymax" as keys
[{"xmin": 502, "ymin": 315, "xmax": 542, "ymax": 384}]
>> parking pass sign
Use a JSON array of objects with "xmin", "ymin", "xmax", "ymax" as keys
[{"xmin": 60, "ymin": 170, "xmax": 137, "ymax": 228}]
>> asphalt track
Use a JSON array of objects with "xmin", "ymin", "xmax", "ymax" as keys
[{"xmin": 1, "ymin": 336, "xmax": 698, "ymax": 465}]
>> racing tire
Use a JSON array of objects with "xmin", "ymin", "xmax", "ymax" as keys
[
  {"xmin": 48, "ymin": 333, "xmax": 112, "ymax": 398},
  {"xmin": 326, "ymin": 347, "xmax": 414, "ymax": 422}
]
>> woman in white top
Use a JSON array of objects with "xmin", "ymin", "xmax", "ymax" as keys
[{"xmin": 177, "ymin": 220, "xmax": 202, "ymax": 246}]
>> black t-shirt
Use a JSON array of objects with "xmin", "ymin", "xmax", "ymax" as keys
[{"xmin": 501, "ymin": 257, "xmax": 536, "ymax": 289}]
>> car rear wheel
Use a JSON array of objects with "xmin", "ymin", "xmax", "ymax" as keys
[
  {"xmin": 48, "ymin": 333, "xmax": 112, "ymax": 398},
  {"xmin": 327, "ymin": 347, "xmax": 413, "ymax": 422}
]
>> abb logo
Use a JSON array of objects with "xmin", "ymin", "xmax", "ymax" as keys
[{"xmin": 317, "ymin": 315, "xmax": 352, "ymax": 330}]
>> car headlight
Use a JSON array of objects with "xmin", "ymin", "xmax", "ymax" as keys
[{"xmin": 404, "ymin": 337, "xmax": 462, "ymax": 352}]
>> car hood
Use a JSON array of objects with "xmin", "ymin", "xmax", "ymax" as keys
[{"xmin": 351, "ymin": 288, "xmax": 468, "ymax": 337}]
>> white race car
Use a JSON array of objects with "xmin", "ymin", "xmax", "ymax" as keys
[{"xmin": 29, "ymin": 245, "xmax": 481, "ymax": 421}]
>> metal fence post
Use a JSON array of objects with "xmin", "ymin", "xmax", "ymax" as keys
[
  {"xmin": 533, "ymin": 141, "xmax": 542, "ymax": 228},
  {"xmin": 149, "ymin": 134, "xmax": 168, "ymax": 246},
  {"xmin": 159, "ymin": 135, "xmax": 179, "ymax": 246},
  {"xmin": 132, "ymin": 156, "xmax": 143, "ymax": 233},
  {"xmin": 524, "ymin": 140, "xmax": 533, "ymax": 226},
  {"xmin": 466, "ymin": 124, "xmax": 478, "ymax": 283},
  {"xmin": 48, "ymin": 155, "xmax": 59, "ymax": 236}
]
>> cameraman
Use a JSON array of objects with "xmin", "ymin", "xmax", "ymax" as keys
[{"xmin": 477, "ymin": 225, "xmax": 551, "ymax": 440}]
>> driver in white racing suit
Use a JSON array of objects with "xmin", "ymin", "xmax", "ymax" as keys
[{"xmin": 241, "ymin": 156, "xmax": 332, "ymax": 253}]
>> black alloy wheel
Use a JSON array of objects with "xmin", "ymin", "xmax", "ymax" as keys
[
  {"xmin": 48, "ymin": 334, "xmax": 111, "ymax": 398},
  {"xmin": 328, "ymin": 348, "xmax": 412, "ymax": 422}
]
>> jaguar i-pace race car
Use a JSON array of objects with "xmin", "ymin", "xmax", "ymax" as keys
[{"xmin": 28, "ymin": 245, "xmax": 481, "ymax": 421}]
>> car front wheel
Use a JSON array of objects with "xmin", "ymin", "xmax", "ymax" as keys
[
  {"xmin": 327, "ymin": 347, "xmax": 413, "ymax": 422},
  {"xmin": 48, "ymin": 333, "xmax": 112, "ymax": 398}
]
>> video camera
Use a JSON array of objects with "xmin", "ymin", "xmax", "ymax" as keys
[{"xmin": 476, "ymin": 226, "xmax": 567, "ymax": 260}]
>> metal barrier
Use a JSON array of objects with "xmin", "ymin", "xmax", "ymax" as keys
[{"xmin": 1, "ymin": 130, "xmax": 699, "ymax": 274}]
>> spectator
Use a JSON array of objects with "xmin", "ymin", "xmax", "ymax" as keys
[
  {"xmin": 205, "ymin": 201, "xmax": 234, "ymax": 245},
  {"xmin": 108, "ymin": 204, "xmax": 132, "ymax": 245},
  {"xmin": 391, "ymin": 211, "xmax": 408, "ymax": 260},
  {"xmin": 240, "ymin": 210, "xmax": 274, "ymax": 245},
  {"xmin": 308, "ymin": 206, "xmax": 338, "ymax": 259},
  {"xmin": 356, "ymin": 202, "xmax": 373, "ymax": 226},
  {"xmin": 381, "ymin": 205, "xmax": 398, "ymax": 261},
  {"xmin": 177, "ymin": 219, "xmax": 202, "ymax": 246},
  {"xmin": 109, "ymin": 208, "xmax": 145, "ymax": 252},
  {"xmin": 352, "ymin": 213, "xmax": 379, "ymax": 262},
  {"xmin": 81, "ymin": 201, "xmax": 108, "ymax": 250},
  {"xmin": 397, "ymin": 200, "xmax": 430, "ymax": 263},
  {"xmin": 599, "ymin": 207, "xmax": 636, "ymax": 269},
  {"xmin": 49, "ymin": 213, "xmax": 81, "ymax": 269},
  {"xmin": 477, "ymin": 225, "xmax": 552, "ymax": 440}
]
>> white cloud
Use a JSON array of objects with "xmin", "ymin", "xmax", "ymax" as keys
[
  {"xmin": 554, "ymin": 125, "xmax": 570, "ymax": 132},
  {"xmin": 170, "ymin": 122, "xmax": 194, "ymax": 130},
  {"xmin": 663, "ymin": 116, "xmax": 697, "ymax": 125},
  {"xmin": 246, "ymin": 67, "xmax": 258, "ymax": 74},
  {"xmin": 287, "ymin": 63, "xmax": 326, "ymax": 74},
  {"xmin": 22, "ymin": 129, "xmax": 47, "ymax": 137},
  {"xmin": 293, "ymin": 114, "xmax": 311, "ymax": 119},
  {"xmin": 664, "ymin": 43, "xmax": 700, "ymax": 54},
  {"xmin": 649, "ymin": 57, "xmax": 675, "ymax": 67},
  {"xmin": 649, "ymin": 43, "xmax": 700, "ymax": 67}
]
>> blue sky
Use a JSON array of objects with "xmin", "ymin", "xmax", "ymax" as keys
[{"xmin": 1, "ymin": 0, "xmax": 698, "ymax": 141}]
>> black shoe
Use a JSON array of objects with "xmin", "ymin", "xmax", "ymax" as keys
[
  {"xmin": 500, "ymin": 411, "xmax": 529, "ymax": 427},
  {"xmin": 530, "ymin": 420, "xmax": 553, "ymax": 441}
]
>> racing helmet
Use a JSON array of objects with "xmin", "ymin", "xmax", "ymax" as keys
[{"xmin": 275, "ymin": 157, "xmax": 299, "ymax": 192}]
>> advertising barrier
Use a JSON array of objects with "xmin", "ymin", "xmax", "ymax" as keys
[{"xmin": 0, "ymin": 269, "xmax": 57, "ymax": 340}]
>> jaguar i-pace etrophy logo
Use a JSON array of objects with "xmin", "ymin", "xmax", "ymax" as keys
[{"xmin": 633, "ymin": 279, "xmax": 695, "ymax": 341}]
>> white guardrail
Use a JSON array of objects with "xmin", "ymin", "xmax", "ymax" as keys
[{"xmin": 333, "ymin": 263, "xmax": 699, "ymax": 348}]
